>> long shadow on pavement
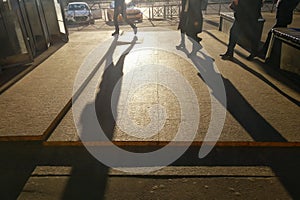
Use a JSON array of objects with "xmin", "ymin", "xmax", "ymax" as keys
[
  {"xmin": 177, "ymin": 44, "xmax": 300, "ymax": 198},
  {"xmin": 61, "ymin": 35, "xmax": 138, "ymax": 199},
  {"xmin": 178, "ymin": 45, "xmax": 287, "ymax": 142},
  {"xmin": 204, "ymin": 30, "xmax": 300, "ymax": 107}
]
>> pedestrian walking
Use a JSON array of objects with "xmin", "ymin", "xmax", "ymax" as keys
[
  {"xmin": 220, "ymin": 0, "xmax": 262, "ymax": 60},
  {"xmin": 177, "ymin": 0, "xmax": 189, "ymax": 49},
  {"xmin": 112, "ymin": 0, "xmax": 137, "ymax": 36},
  {"xmin": 177, "ymin": 0, "xmax": 203, "ymax": 56},
  {"xmin": 260, "ymin": 0, "xmax": 300, "ymax": 57}
]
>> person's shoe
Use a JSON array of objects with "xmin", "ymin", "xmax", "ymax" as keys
[
  {"xmin": 112, "ymin": 31, "xmax": 119, "ymax": 36},
  {"xmin": 220, "ymin": 52, "xmax": 233, "ymax": 60},
  {"xmin": 196, "ymin": 37, "xmax": 202, "ymax": 43},
  {"xmin": 176, "ymin": 43, "xmax": 185, "ymax": 49},
  {"xmin": 246, "ymin": 53, "xmax": 256, "ymax": 60},
  {"xmin": 257, "ymin": 50, "xmax": 266, "ymax": 59},
  {"xmin": 133, "ymin": 27, "xmax": 137, "ymax": 35}
]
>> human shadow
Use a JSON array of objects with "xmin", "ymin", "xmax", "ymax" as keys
[
  {"xmin": 63, "ymin": 35, "xmax": 137, "ymax": 199},
  {"xmin": 0, "ymin": 36, "xmax": 124, "ymax": 199},
  {"xmin": 232, "ymin": 58, "xmax": 300, "ymax": 107},
  {"xmin": 204, "ymin": 30, "xmax": 300, "ymax": 107},
  {"xmin": 0, "ymin": 142, "xmax": 111, "ymax": 200},
  {"xmin": 171, "ymin": 144, "xmax": 300, "ymax": 199},
  {"xmin": 176, "ymin": 43, "xmax": 300, "ymax": 199},
  {"xmin": 177, "ymin": 45, "xmax": 287, "ymax": 142},
  {"xmin": 95, "ymin": 36, "xmax": 138, "ymax": 140},
  {"xmin": 0, "ymin": 142, "xmax": 41, "ymax": 200},
  {"xmin": 59, "ymin": 146, "xmax": 109, "ymax": 199}
]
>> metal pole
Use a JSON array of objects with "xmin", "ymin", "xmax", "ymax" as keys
[{"xmin": 152, "ymin": 4, "xmax": 153, "ymax": 19}]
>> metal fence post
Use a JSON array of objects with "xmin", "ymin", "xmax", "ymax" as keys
[{"xmin": 152, "ymin": 4, "xmax": 153, "ymax": 20}]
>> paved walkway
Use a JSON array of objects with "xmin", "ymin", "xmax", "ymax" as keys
[
  {"xmin": 0, "ymin": 32, "xmax": 110, "ymax": 139},
  {"xmin": 0, "ymin": 13, "xmax": 300, "ymax": 199},
  {"xmin": 1, "ymin": 28, "xmax": 299, "ymax": 143}
]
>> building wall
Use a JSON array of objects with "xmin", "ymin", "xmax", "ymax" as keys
[{"xmin": 0, "ymin": 0, "xmax": 68, "ymax": 67}]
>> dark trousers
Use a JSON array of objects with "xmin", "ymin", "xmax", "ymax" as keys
[
  {"xmin": 113, "ymin": 1, "xmax": 135, "ymax": 32},
  {"xmin": 179, "ymin": 12, "xmax": 202, "ymax": 42},
  {"xmin": 227, "ymin": 19, "xmax": 260, "ymax": 56},
  {"xmin": 178, "ymin": 11, "xmax": 188, "ymax": 34},
  {"xmin": 261, "ymin": 24, "xmax": 287, "ymax": 56}
]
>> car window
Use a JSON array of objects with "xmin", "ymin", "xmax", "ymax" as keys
[{"xmin": 68, "ymin": 4, "xmax": 88, "ymax": 11}]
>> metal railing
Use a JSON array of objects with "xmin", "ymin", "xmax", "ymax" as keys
[
  {"xmin": 65, "ymin": 0, "xmax": 282, "ymax": 22},
  {"xmin": 148, "ymin": 4, "xmax": 181, "ymax": 19}
]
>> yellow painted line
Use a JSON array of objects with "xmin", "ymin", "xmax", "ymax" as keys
[
  {"xmin": 0, "ymin": 135, "xmax": 42, "ymax": 142},
  {"xmin": 41, "ymin": 100, "xmax": 72, "ymax": 141},
  {"xmin": 0, "ymin": 100, "xmax": 72, "ymax": 142}
]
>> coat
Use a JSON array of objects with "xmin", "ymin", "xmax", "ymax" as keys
[
  {"xmin": 178, "ymin": 0, "xmax": 203, "ymax": 36},
  {"xmin": 186, "ymin": 0, "xmax": 203, "ymax": 35},
  {"xmin": 233, "ymin": 0, "xmax": 262, "ymax": 39}
]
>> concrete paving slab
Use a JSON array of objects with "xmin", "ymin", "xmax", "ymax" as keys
[
  {"xmin": 2, "ymin": 12, "xmax": 300, "ymax": 200},
  {"xmin": 18, "ymin": 176, "xmax": 292, "ymax": 200},
  {"xmin": 202, "ymin": 30, "xmax": 300, "ymax": 142},
  {"xmin": 2, "ymin": 14, "xmax": 299, "ymax": 143},
  {"xmin": 0, "ymin": 32, "xmax": 111, "ymax": 139},
  {"xmin": 47, "ymin": 28, "xmax": 299, "ymax": 144}
]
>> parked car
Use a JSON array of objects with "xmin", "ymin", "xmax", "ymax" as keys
[
  {"xmin": 66, "ymin": 2, "xmax": 95, "ymax": 24},
  {"xmin": 107, "ymin": 1, "xmax": 143, "ymax": 23},
  {"xmin": 89, "ymin": 3, "xmax": 102, "ymax": 20}
]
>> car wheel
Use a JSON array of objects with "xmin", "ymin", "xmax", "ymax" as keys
[{"xmin": 67, "ymin": 20, "xmax": 74, "ymax": 25}]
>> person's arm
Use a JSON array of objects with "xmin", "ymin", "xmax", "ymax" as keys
[
  {"xmin": 229, "ymin": 0, "xmax": 239, "ymax": 10},
  {"xmin": 233, "ymin": 0, "xmax": 239, "ymax": 5}
]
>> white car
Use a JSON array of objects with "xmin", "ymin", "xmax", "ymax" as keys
[{"xmin": 66, "ymin": 2, "xmax": 95, "ymax": 24}]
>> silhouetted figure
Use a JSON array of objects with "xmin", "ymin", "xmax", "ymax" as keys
[
  {"xmin": 177, "ymin": 0, "xmax": 203, "ymax": 56},
  {"xmin": 220, "ymin": 0, "xmax": 262, "ymax": 60},
  {"xmin": 177, "ymin": 0, "xmax": 189, "ymax": 48},
  {"xmin": 261, "ymin": 0, "xmax": 300, "ymax": 57},
  {"xmin": 112, "ymin": 0, "xmax": 137, "ymax": 36}
]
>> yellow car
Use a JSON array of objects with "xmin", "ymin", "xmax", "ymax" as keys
[{"xmin": 107, "ymin": 1, "xmax": 143, "ymax": 23}]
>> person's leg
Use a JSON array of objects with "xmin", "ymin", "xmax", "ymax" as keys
[
  {"xmin": 221, "ymin": 20, "xmax": 239, "ymax": 59},
  {"xmin": 247, "ymin": 21, "xmax": 261, "ymax": 60},
  {"xmin": 261, "ymin": 22, "xmax": 286, "ymax": 57},
  {"xmin": 112, "ymin": 3, "xmax": 121, "ymax": 35},
  {"xmin": 121, "ymin": 3, "xmax": 137, "ymax": 34},
  {"xmin": 191, "ymin": 33, "xmax": 202, "ymax": 43},
  {"xmin": 176, "ymin": 31, "xmax": 186, "ymax": 48},
  {"xmin": 227, "ymin": 21, "xmax": 239, "ymax": 55},
  {"xmin": 187, "ymin": 31, "xmax": 202, "ymax": 56},
  {"xmin": 186, "ymin": 11, "xmax": 203, "ymax": 44},
  {"xmin": 177, "ymin": 13, "xmax": 187, "ymax": 48}
]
